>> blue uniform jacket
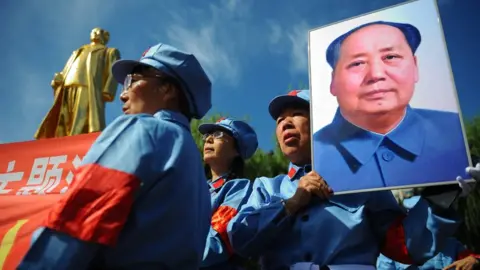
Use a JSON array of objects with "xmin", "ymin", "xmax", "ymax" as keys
[
  {"xmin": 228, "ymin": 163, "xmax": 459, "ymax": 269},
  {"xmin": 201, "ymin": 175, "xmax": 253, "ymax": 270},
  {"xmin": 313, "ymin": 106, "xmax": 470, "ymax": 193},
  {"xmin": 376, "ymin": 238, "xmax": 470, "ymax": 270},
  {"xmin": 18, "ymin": 110, "xmax": 212, "ymax": 270}
]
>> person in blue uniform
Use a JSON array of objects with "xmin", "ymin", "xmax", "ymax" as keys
[
  {"xmin": 228, "ymin": 89, "xmax": 480, "ymax": 270},
  {"xmin": 376, "ymin": 196, "xmax": 480, "ymax": 270},
  {"xmin": 18, "ymin": 43, "xmax": 213, "ymax": 270},
  {"xmin": 199, "ymin": 117, "xmax": 259, "ymax": 270},
  {"xmin": 312, "ymin": 21, "xmax": 470, "ymax": 193}
]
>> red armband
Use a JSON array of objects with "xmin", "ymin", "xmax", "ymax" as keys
[
  {"xmin": 44, "ymin": 164, "xmax": 141, "ymax": 246},
  {"xmin": 380, "ymin": 215, "xmax": 414, "ymax": 264},
  {"xmin": 211, "ymin": 205, "xmax": 238, "ymax": 255}
]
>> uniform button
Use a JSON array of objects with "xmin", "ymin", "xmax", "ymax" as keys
[
  {"xmin": 304, "ymin": 252, "xmax": 312, "ymax": 261},
  {"xmin": 382, "ymin": 151, "xmax": 394, "ymax": 162},
  {"xmin": 301, "ymin": 214, "xmax": 309, "ymax": 222}
]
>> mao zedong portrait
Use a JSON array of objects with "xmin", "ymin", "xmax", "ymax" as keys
[{"xmin": 313, "ymin": 21, "xmax": 469, "ymax": 193}]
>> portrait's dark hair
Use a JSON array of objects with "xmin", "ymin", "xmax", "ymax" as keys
[{"xmin": 204, "ymin": 129, "xmax": 247, "ymax": 180}]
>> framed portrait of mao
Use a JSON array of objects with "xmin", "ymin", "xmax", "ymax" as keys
[{"xmin": 308, "ymin": 0, "xmax": 473, "ymax": 194}]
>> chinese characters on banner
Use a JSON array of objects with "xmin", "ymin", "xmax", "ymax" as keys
[{"xmin": 0, "ymin": 132, "xmax": 99, "ymax": 270}]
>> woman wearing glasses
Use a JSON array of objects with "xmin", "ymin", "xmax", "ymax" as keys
[{"xmin": 199, "ymin": 117, "xmax": 259, "ymax": 270}]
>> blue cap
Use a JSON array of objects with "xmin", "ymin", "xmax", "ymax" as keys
[
  {"xmin": 112, "ymin": 43, "xmax": 212, "ymax": 119},
  {"xmin": 326, "ymin": 21, "xmax": 422, "ymax": 69},
  {"xmin": 198, "ymin": 117, "xmax": 258, "ymax": 159},
  {"xmin": 268, "ymin": 90, "xmax": 310, "ymax": 120},
  {"xmin": 402, "ymin": 195, "xmax": 420, "ymax": 209}
]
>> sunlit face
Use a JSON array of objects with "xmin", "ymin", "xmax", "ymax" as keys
[
  {"xmin": 119, "ymin": 67, "xmax": 166, "ymax": 115},
  {"xmin": 331, "ymin": 24, "xmax": 419, "ymax": 117},
  {"xmin": 275, "ymin": 106, "xmax": 311, "ymax": 165},
  {"xmin": 90, "ymin": 28, "xmax": 106, "ymax": 44},
  {"xmin": 203, "ymin": 130, "xmax": 239, "ymax": 165}
]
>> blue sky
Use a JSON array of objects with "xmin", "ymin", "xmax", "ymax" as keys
[{"xmin": 1, "ymin": 0, "xmax": 479, "ymax": 151}]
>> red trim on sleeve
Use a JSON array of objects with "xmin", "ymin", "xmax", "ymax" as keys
[
  {"xmin": 457, "ymin": 249, "xmax": 475, "ymax": 260},
  {"xmin": 457, "ymin": 249, "xmax": 480, "ymax": 260},
  {"xmin": 211, "ymin": 205, "xmax": 238, "ymax": 255},
  {"xmin": 380, "ymin": 215, "xmax": 414, "ymax": 264},
  {"xmin": 44, "ymin": 164, "xmax": 141, "ymax": 246}
]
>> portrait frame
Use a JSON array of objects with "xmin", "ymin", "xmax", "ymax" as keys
[{"xmin": 307, "ymin": 0, "xmax": 473, "ymax": 195}]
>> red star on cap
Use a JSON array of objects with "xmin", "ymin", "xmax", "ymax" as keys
[
  {"xmin": 216, "ymin": 117, "xmax": 226, "ymax": 123},
  {"xmin": 288, "ymin": 90, "xmax": 300, "ymax": 96},
  {"xmin": 141, "ymin": 47, "xmax": 151, "ymax": 57}
]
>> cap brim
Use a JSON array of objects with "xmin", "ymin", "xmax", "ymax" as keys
[
  {"xmin": 198, "ymin": 123, "xmax": 218, "ymax": 135},
  {"xmin": 268, "ymin": 96, "xmax": 309, "ymax": 120},
  {"xmin": 198, "ymin": 123, "xmax": 235, "ymax": 137},
  {"xmin": 112, "ymin": 60, "xmax": 144, "ymax": 84},
  {"xmin": 112, "ymin": 58, "xmax": 173, "ymax": 84}
]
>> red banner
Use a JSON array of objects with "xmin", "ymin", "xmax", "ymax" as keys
[{"xmin": 0, "ymin": 133, "xmax": 98, "ymax": 270}]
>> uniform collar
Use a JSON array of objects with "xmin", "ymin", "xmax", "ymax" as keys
[
  {"xmin": 208, "ymin": 173, "xmax": 231, "ymax": 191},
  {"xmin": 153, "ymin": 110, "xmax": 190, "ymax": 131},
  {"xmin": 331, "ymin": 106, "xmax": 425, "ymax": 165},
  {"xmin": 287, "ymin": 163, "xmax": 312, "ymax": 181}
]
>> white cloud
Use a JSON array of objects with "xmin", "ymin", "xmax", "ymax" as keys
[
  {"xmin": 267, "ymin": 20, "xmax": 311, "ymax": 75},
  {"xmin": 268, "ymin": 21, "xmax": 282, "ymax": 45},
  {"xmin": 286, "ymin": 20, "xmax": 311, "ymax": 74},
  {"xmin": 166, "ymin": 22, "xmax": 240, "ymax": 85},
  {"xmin": 149, "ymin": 1, "xmax": 254, "ymax": 86}
]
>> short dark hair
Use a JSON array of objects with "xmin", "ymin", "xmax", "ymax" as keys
[
  {"xmin": 132, "ymin": 65, "xmax": 192, "ymax": 121},
  {"xmin": 204, "ymin": 157, "xmax": 246, "ymax": 180},
  {"xmin": 169, "ymin": 79, "xmax": 193, "ymax": 122}
]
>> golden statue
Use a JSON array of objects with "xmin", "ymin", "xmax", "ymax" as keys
[{"xmin": 34, "ymin": 27, "xmax": 121, "ymax": 139}]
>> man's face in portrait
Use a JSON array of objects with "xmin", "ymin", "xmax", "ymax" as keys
[{"xmin": 330, "ymin": 24, "xmax": 419, "ymax": 118}]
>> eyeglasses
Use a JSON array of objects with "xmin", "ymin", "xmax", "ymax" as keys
[
  {"xmin": 202, "ymin": 131, "xmax": 226, "ymax": 141},
  {"xmin": 122, "ymin": 73, "xmax": 165, "ymax": 93}
]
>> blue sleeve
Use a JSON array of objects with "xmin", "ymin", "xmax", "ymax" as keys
[
  {"xmin": 227, "ymin": 178, "xmax": 293, "ymax": 257},
  {"xmin": 368, "ymin": 191, "xmax": 459, "ymax": 264},
  {"xmin": 376, "ymin": 253, "xmax": 398, "ymax": 270},
  {"xmin": 202, "ymin": 179, "xmax": 253, "ymax": 267},
  {"xmin": 18, "ymin": 115, "xmax": 170, "ymax": 269},
  {"xmin": 18, "ymin": 227, "xmax": 100, "ymax": 270}
]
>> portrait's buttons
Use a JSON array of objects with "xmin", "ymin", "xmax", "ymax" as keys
[{"xmin": 382, "ymin": 151, "xmax": 394, "ymax": 162}]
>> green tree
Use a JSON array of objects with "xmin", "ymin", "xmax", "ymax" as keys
[{"xmin": 456, "ymin": 117, "xmax": 480, "ymax": 252}]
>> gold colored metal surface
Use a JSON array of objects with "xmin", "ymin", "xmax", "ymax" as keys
[{"xmin": 35, "ymin": 27, "xmax": 121, "ymax": 139}]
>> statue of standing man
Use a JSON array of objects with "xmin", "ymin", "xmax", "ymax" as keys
[{"xmin": 35, "ymin": 27, "xmax": 121, "ymax": 139}]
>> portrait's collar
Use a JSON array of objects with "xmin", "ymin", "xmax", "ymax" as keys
[{"xmin": 332, "ymin": 106, "xmax": 424, "ymax": 165}]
